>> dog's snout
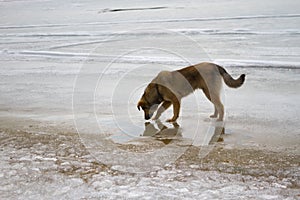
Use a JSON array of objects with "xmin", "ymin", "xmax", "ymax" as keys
[{"xmin": 144, "ymin": 113, "xmax": 152, "ymax": 120}]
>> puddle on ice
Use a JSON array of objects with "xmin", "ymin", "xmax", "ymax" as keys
[{"xmin": 106, "ymin": 117, "xmax": 225, "ymax": 147}]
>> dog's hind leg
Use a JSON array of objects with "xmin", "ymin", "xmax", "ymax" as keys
[
  {"xmin": 210, "ymin": 105, "xmax": 218, "ymax": 118},
  {"xmin": 152, "ymin": 101, "xmax": 172, "ymax": 120},
  {"xmin": 211, "ymin": 94, "xmax": 224, "ymax": 121},
  {"xmin": 202, "ymin": 88, "xmax": 218, "ymax": 118}
]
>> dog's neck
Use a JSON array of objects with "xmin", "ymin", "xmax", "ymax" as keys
[
  {"xmin": 144, "ymin": 84, "xmax": 163, "ymax": 105},
  {"xmin": 155, "ymin": 84, "xmax": 163, "ymax": 102}
]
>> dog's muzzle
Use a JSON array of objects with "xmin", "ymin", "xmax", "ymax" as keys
[{"xmin": 144, "ymin": 113, "xmax": 152, "ymax": 120}]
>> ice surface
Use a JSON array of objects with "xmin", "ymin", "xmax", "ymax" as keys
[{"xmin": 1, "ymin": 0, "xmax": 300, "ymax": 199}]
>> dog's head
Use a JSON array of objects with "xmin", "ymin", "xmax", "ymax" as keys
[
  {"xmin": 137, "ymin": 98, "xmax": 159, "ymax": 120},
  {"xmin": 137, "ymin": 84, "xmax": 161, "ymax": 120}
]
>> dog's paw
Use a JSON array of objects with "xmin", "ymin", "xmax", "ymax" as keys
[
  {"xmin": 210, "ymin": 114, "xmax": 217, "ymax": 118},
  {"xmin": 216, "ymin": 118, "xmax": 223, "ymax": 122},
  {"xmin": 166, "ymin": 118, "xmax": 176, "ymax": 123}
]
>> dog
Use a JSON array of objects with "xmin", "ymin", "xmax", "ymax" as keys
[{"xmin": 137, "ymin": 62, "xmax": 245, "ymax": 122}]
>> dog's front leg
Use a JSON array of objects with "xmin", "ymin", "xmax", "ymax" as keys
[
  {"xmin": 166, "ymin": 99, "xmax": 180, "ymax": 122},
  {"xmin": 153, "ymin": 101, "xmax": 172, "ymax": 120}
]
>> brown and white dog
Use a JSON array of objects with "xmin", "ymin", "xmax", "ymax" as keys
[{"xmin": 137, "ymin": 62, "xmax": 245, "ymax": 122}]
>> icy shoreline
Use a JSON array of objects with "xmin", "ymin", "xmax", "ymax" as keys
[{"xmin": 0, "ymin": 117, "xmax": 299, "ymax": 199}]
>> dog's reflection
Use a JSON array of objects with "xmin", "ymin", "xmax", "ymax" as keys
[
  {"xmin": 142, "ymin": 120, "xmax": 182, "ymax": 139},
  {"xmin": 142, "ymin": 120, "xmax": 225, "ymax": 145}
]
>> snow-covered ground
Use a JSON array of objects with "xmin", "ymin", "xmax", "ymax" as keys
[
  {"xmin": 1, "ymin": 0, "xmax": 300, "ymax": 199},
  {"xmin": 1, "ymin": 118, "xmax": 299, "ymax": 199}
]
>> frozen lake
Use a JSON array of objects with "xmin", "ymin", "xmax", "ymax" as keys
[{"xmin": 1, "ymin": 0, "xmax": 300, "ymax": 199}]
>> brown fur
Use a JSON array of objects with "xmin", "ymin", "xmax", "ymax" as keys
[{"xmin": 137, "ymin": 62, "xmax": 245, "ymax": 122}]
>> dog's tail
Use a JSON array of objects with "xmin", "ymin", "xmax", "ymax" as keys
[{"xmin": 216, "ymin": 65, "xmax": 245, "ymax": 88}]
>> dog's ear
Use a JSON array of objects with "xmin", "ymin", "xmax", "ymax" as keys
[{"xmin": 137, "ymin": 100, "xmax": 144, "ymax": 111}]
